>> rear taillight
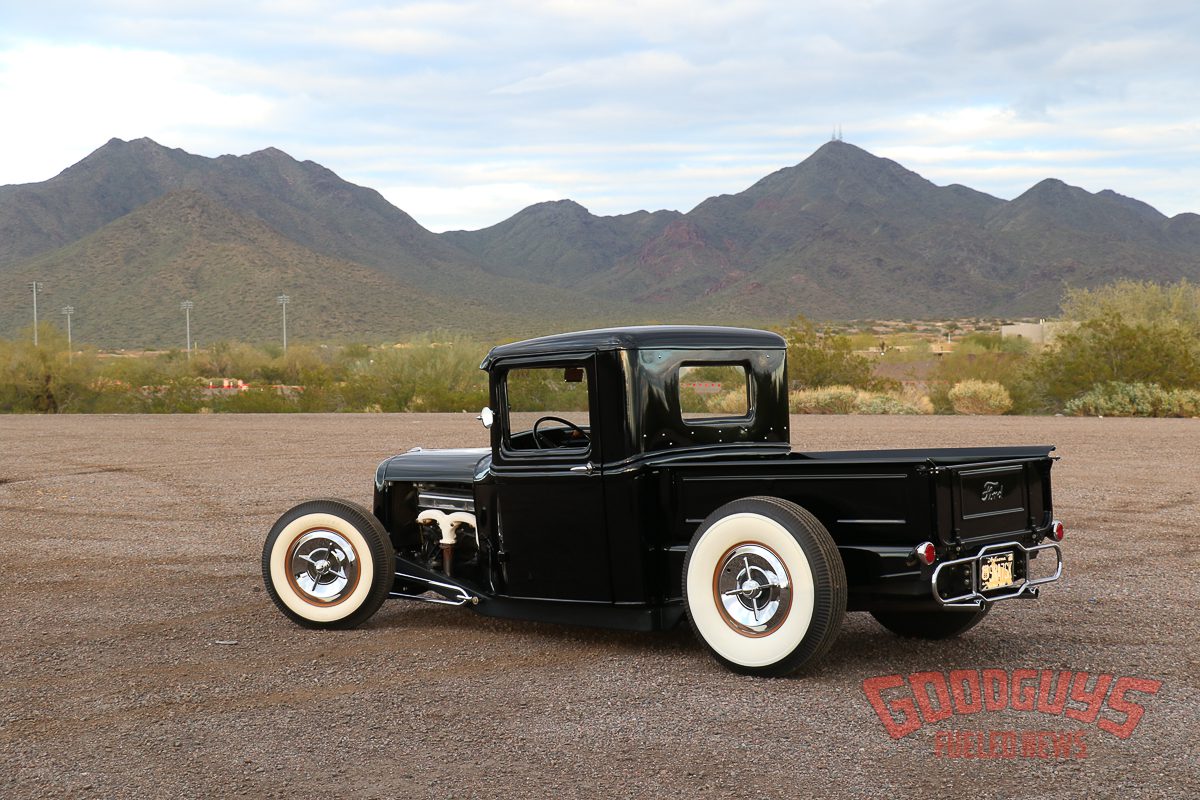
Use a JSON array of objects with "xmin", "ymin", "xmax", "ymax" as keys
[
  {"xmin": 1050, "ymin": 519, "xmax": 1065, "ymax": 542},
  {"xmin": 914, "ymin": 541, "xmax": 937, "ymax": 565}
]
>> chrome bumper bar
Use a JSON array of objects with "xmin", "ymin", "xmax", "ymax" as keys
[{"xmin": 932, "ymin": 541, "xmax": 1063, "ymax": 609}]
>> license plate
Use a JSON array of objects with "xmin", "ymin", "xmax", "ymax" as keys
[{"xmin": 980, "ymin": 552, "xmax": 1016, "ymax": 591}]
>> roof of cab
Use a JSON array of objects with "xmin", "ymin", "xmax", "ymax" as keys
[{"xmin": 479, "ymin": 325, "xmax": 785, "ymax": 369}]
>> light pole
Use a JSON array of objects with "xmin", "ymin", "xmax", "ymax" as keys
[
  {"xmin": 181, "ymin": 300, "xmax": 194, "ymax": 359},
  {"xmin": 62, "ymin": 306, "xmax": 74, "ymax": 362},
  {"xmin": 29, "ymin": 282, "xmax": 43, "ymax": 345},
  {"xmin": 277, "ymin": 294, "xmax": 289, "ymax": 353}
]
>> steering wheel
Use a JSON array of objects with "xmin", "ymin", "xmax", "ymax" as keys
[{"xmin": 532, "ymin": 415, "xmax": 589, "ymax": 449}]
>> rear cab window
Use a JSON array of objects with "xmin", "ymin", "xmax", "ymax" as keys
[{"xmin": 678, "ymin": 363, "xmax": 752, "ymax": 422}]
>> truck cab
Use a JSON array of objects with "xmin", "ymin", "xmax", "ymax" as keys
[{"xmin": 265, "ymin": 326, "xmax": 1064, "ymax": 676}]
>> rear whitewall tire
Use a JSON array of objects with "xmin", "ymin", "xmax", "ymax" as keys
[
  {"xmin": 262, "ymin": 498, "xmax": 395, "ymax": 629},
  {"xmin": 684, "ymin": 497, "xmax": 846, "ymax": 676}
]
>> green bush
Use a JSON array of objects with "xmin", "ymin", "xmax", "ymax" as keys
[
  {"xmin": 210, "ymin": 388, "xmax": 299, "ymax": 413},
  {"xmin": 1064, "ymin": 383, "xmax": 1200, "ymax": 417},
  {"xmin": 855, "ymin": 393, "xmax": 926, "ymax": 415},
  {"xmin": 1061, "ymin": 279, "xmax": 1200, "ymax": 330},
  {"xmin": 789, "ymin": 386, "xmax": 932, "ymax": 415},
  {"xmin": 927, "ymin": 337, "xmax": 1034, "ymax": 414},
  {"xmin": 706, "ymin": 387, "xmax": 751, "ymax": 414},
  {"xmin": 1029, "ymin": 314, "xmax": 1200, "ymax": 408},
  {"xmin": 790, "ymin": 386, "xmax": 859, "ymax": 414},
  {"xmin": 948, "ymin": 380, "xmax": 1013, "ymax": 415},
  {"xmin": 0, "ymin": 325, "xmax": 105, "ymax": 412},
  {"xmin": 777, "ymin": 315, "xmax": 887, "ymax": 390}
]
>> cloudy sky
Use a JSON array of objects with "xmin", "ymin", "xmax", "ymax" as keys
[{"xmin": 1, "ymin": 1, "xmax": 1197, "ymax": 231}]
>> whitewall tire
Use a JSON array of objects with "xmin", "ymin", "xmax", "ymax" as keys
[
  {"xmin": 262, "ymin": 498, "xmax": 395, "ymax": 629},
  {"xmin": 683, "ymin": 496, "xmax": 846, "ymax": 676}
]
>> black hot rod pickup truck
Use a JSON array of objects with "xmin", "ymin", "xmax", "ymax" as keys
[{"xmin": 263, "ymin": 326, "xmax": 1064, "ymax": 676}]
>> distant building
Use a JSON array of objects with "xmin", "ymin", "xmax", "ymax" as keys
[{"xmin": 1001, "ymin": 320, "xmax": 1073, "ymax": 346}]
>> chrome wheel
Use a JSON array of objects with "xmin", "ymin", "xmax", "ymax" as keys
[
  {"xmin": 287, "ymin": 529, "xmax": 360, "ymax": 604},
  {"xmin": 715, "ymin": 543, "xmax": 792, "ymax": 635}
]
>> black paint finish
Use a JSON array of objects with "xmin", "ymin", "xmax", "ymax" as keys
[{"xmin": 371, "ymin": 325, "xmax": 1058, "ymax": 630}]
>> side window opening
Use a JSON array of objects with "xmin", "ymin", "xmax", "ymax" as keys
[
  {"xmin": 504, "ymin": 365, "xmax": 592, "ymax": 452},
  {"xmin": 678, "ymin": 363, "xmax": 751, "ymax": 421}
]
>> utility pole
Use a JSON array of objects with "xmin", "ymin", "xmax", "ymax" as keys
[
  {"xmin": 181, "ymin": 300, "xmax": 194, "ymax": 359},
  {"xmin": 277, "ymin": 294, "xmax": 289, "ymax": 353},
  {"xmin": 29, "ymin": 281, "xmax": 44, "ymax": 345},
  {"xmin": 62, "ymin": 306, "xmax": 74, "ymax": 362}
]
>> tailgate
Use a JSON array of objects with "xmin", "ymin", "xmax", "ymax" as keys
[{"xmin": 935, "ymin": 455, "xmax": 1054, "ymax": 546}]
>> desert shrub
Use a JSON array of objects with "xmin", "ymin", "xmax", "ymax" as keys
[
  {"xmin": 0, "ymin": 325, "xmax": 107, "ymax": 412},
  {"xmin": 896, "ymin": 385, "xmax": 936, "ymax": 415},
  {"xmin": 1060, "ymin": 279, "xmax": 1200, "ymax": 329},
  {"xmin": 707, "ymin": 387, "xmax": 751, "ymax": 414},
  {"xmin": 1029, "ymin": 314, "xmax": 1200, "ymax": 407},
  {"xmin": 1028, "ymin": 280, "xmax": 1200, "ymax": 411},
  {"xmin": 927, "ymin": 337, "xmax": 1035, "ymax": 414},
  {"xmin": 777, "ymin": 315, "xmax": 885, "ymax": 390},
  {"xmin": 210, "ymin": 389, "xmax": 299, "ymax": 413},
  {"xmin": 331, "ymin": 336, "xmax": 489, "ymax": 412},
  {"xmin": 790, "ymin": 386, "xmax": 859, "ymax": 414},
  {"xmin": 788, "ymin": 386, "xmax": 932, "ymax": 415},
  {"xmin": 854, "ymin": 392, "xmax": 929, "ymax": 415},
  {"xmin": 1064, "ymin": 383, "xmax": 1200, "ymax": 417},
  {"xmin": 141, "ymin": 376, "xmax": 207, "ymax": 413},
  {"xmin": 294, "ymin": 385, "xmax": 342, "ymax": 412},
  {"xmin": 948, "ymin": 380, "xmax": 1013, "ymax": 415}
]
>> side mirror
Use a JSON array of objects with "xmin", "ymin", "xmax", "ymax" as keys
[{"xmin": 477, "ymin": 406, "xmax": 494, "ymax": 429}]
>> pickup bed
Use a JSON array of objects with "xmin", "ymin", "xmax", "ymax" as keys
[{"xmin": 265, "ymin": 326, "xmax": 1064, "ymax": 676}]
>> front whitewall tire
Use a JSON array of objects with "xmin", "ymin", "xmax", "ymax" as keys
[{"xmin": 262, "ymin": 499, "xmax": 395, "ymax": 629}]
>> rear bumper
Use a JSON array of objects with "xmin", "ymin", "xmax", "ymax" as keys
[{"xmin": 931, "ymin": 540, "xmax": 1063, "ymax": 609}]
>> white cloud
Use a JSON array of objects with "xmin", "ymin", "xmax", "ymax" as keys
[
  {"xmin": 494, "ymin": 51, "xmax": 695, "ymax": 95},
  {"xmin": 1, "ymin": 1, "xmax": 1198, "ymax": 221},
  {"xmin": 0, "ymin": 43, "xmax": 276, "ymax": 184},
  {"xmin": 377, "ymin": 181, "xmax": 560, "ymax": 232}
]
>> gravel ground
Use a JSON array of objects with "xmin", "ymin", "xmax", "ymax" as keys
[{"xmin": 1, "ymin": 413, "xmax": 1197, "ymax": 799}]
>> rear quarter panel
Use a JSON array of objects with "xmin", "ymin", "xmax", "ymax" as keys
[{"xmin": 657, "ymin": 455, "xmax": 935, "ymax": 601}]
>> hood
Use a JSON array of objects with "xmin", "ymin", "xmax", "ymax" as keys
[{"xmin": 375, "ymin": 447, "xmax": 491, "ymax": 489}]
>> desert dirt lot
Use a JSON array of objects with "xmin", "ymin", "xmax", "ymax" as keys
[{"xmin": 1, "ymin": 413, "xmax": 1198, "ymax": 799}]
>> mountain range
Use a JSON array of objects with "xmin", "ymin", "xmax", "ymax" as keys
[{"xmin": 2, "ymin": 137, "xmax": 1198, "ymax": 347}]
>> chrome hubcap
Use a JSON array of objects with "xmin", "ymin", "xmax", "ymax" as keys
[
  {"xmin": 716, "ymin": 544, "xmax": 791, "ymax": 635},
  {"xmin": 289, "ymin": 529, "xmax": 359, "ymax": 604}
]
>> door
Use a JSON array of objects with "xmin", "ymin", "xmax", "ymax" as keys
[{"xmin": 490, "ymin": 356, "xmax": 611, "ymax": 601}]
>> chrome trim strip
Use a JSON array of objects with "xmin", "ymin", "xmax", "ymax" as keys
[
  {"xmin": 837, "ymin": 518, "xmax": 906, "ymax": 525},
  {"xmin": 956, "ymin": 464, "xmax": 1025, "ymax": 477},
  {"xmin": 961, "ymin": 507, "xmax": 1025, "ymax": 520},
  {"xmin": 417, "ymin": 491, "xmax": 476, "ymax": 513},
  {"xmin": 931, "ymin": 541, "xmax": 1063, "ymax": 609},
  {"xmin": 390, "ymin": 571, "xmax": 479, "ymax": 606},
  {"xmin": 682, "ymin": 473, "xmax": 908, "ymax": 482}
]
